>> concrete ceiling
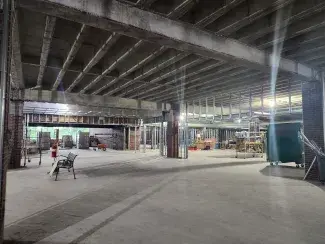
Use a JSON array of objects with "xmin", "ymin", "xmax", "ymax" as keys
[{"xmin": 12, "ymin": 0, "xmax": 325, "ymax": 111}]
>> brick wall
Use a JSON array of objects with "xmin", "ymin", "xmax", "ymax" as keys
[{"xmin": 302, "ymin": 80, "xmax": 324, "ymax": 180}]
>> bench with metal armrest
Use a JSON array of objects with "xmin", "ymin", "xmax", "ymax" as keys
[{"xmin": 53, "ymin": 152, "xmax": 77, "ymax": 181}]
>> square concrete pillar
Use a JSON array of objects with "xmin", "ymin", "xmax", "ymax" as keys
[{"xmin": 167, "ymin": 104, "xmax": 180, "ymax": 158}]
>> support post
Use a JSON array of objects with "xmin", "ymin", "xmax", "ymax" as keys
[
  {"xmin": 220, "ymin": 102, "xmax": 223, "ymax": 121},
  {"xmin": 0, "ymin": 0, "xmax": 10, "ymax": 240},
  {"xmin": 185, "ymin": 102, "xmax": 189, "ymax": 159},
  {"xmin": 134, "ymin": 121, "xmax": 137, "ymax": 153},
  {"xmin": 160, "ymin": 111, "xmax": 166, "ymax": 156},
  {"xmin": 123, "ymin": 127, "xmax": 126, "ymax": 150},
  {"xmin": 128, "ymin": 126, "xmax": 131, "ymax": 150},
  {"xmin": 213, "ymin": 96, "xmax": 216, "ymax": 122},
  {"xmin": 192, "ymin": 100, "xmax": 195, "ymax": 120},
  {"xmin": 288, "ymin": 79, "xmax": 292, "ymax": 114},
  {"xmin": 143, "ymin": 124, "xmax": 146, "ymax": 153},
  {"xmin": 205, "ymin": 97, "xmax": 208, "ymax": 121},
  {"xmin": 229, "ymin": 94, "xmax": 232, "ymax": 119},
  {"xmin": 249, "ymin": 89, "xmax": 252, "ymax": 117},
  {"xmin": 239, "ymin": 92, "xmax": 241, "ymax": 119},
  {"xmin": 167, "ymin": 104, "xmax": 180, "ymax": 158},
  {"xmin": 261, "ymin": 85, "xmax": 264, "ymax": 115},
  {"xmin": 199, "ymin": 99, "xmax": 202, "ymax": 121}
]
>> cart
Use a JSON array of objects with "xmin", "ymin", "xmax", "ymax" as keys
[{"xmin": 97, "ymin": 144, "xmax": 107, "ymax": 151}]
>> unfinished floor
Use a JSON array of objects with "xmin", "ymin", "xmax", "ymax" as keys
[{"xmin": 4, "ymin": 149, "xmax": 325, "ymax": 244}]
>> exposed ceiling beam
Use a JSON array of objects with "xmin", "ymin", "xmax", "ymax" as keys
[
  {"xmin": 86, "ymin": 40, "xmax": 144, "ymax": 94},
  {"xmin": 286, "ymin": 45, "xmax": 325, "ymax": 60},
  {"xmin": 94, "ymin": 0, "xmax": 198, "ymax": 96},
  {"xmin": 111, "ymin": 52, "xmax": 188, "ymax": 97},
  {"xmin": 127, "ymin": 56, "xmax": 206, "ymax": 98},
  {"xmin": 52, "ymin": 24, "xmax": 88, "ymax": 90},
  {"xmin": 112, "ymin": 0, "xmax": 253, "ymax": 97},
  {"xmin": 167, "ymin": 0, "xmax": 197, "ymax": 20},
  {"xmin": 165, "ymin": 76, "xmax": 289, "ymax": 103},
  {"xmin": 19, "ymin": 0, "xmax": 317, "ymax": 85},
  {"xmin": 180, "ymin": 77, "xmax": 292, "ymax": 103},
  {"xmin": 136, "ymin": 0, "xmax": 158, "ymax": 9},
  {"xmin": 255, "ymin": 10, "xmax": 325, "ymax": 49},
  {"xmin": 209, "ymin": 0, "xmax": 294, "ymax": 36},
  {"xmin": 67, "ymin": 0, "xmax": 160, "ymax": 93},
  {"xmin": 102, "ymin": 47, "xmax": 166, "ymax": 96},
  {"xmin": 139, "ymin": 65, "xmax": 243, "ymax": 100},
  {"xmin": 235, "ymin": 0, "xmax": 325, "ymax": 43},
  {"xmin": 10, "ymin": 9, "xmax": 24, "ymax": 88},
  {"xmin": 66, "ymin": 32, "xmax": 120, "ymax": 92},
  {"xmin": 36, "ymin": 15, "xmax": 56, "ymax": 88},
  {"xmin": 23, "ymin": 89, "xmax": 168, "ymax": 113},
  {"xmin": 136, "ymin": 60, "xmax": 224, "ymax": 99},
  {"xmin": 154, "ymin": 70, "xmax": 264, "ymax": 101},
  {"xmin": 195, "ymin": 0, "xmax": 246, "ymax": 27}
]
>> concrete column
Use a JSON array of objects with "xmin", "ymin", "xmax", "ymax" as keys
[
  {"xmin": 167, "ymin": 104, "xmax": 180, "ymax": 158},
  {"xmin": 213, "ymin": 96, "xmax": 216, "ymax": 121},
  {"xmin": 261, "ymin": 85, "xmax": 264, "ymax": 114},
  {"xmin": 123, "ymin": 127, "xmax": 126, "ymax": 150},
  {"xmin": 239, "ymin": 93, "xmax": 241, "ymax": 119},
  {"xmin": 220, "ymin": 102, "xmax": 223, "ymax": 121},
  {"xmin": 134, "ymin": 122, "xmax": 137, "ymax": 153},
  {"xmin": 192, "ymin": 101, "xmax": 195, "ymax": 120},
  {"xmin": 160, "ymin": 111, "xmax": 167, "ymax": 156},
  {"xmin": 229, "ymin": 94, "xmax": 232, "ymax": 119},
  {"xmin": 205, "ymin": 97, "xmax": 208, "ymax": 120},
  {"xmin": 199, "ymin": 100, "xmax": 202, "ymax": 121},
  {"xmin": 128, "ymin": 127, "xmax": 131, "ymax": 150},
  {"xmin": 249, "ymin": 89, "xmax": 252, "ymax": 117},
  {"xmin": 302, "ymin": 79, "xmax": 324, "ymax": 180},
  {"xmin": 288, "ymin": 79, "xmax": 292, "ymax": 114},
  {"xmin": 185, "ymin": 102, "xmax": 189, "ymax": 159},
  {"xmin": 143, "ymin": 125, "xmax": 146, "ymax": 153}
]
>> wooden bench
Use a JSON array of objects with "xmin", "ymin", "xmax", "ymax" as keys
[{"xmin": 54, "ymin": 152, "xmax": 77, "ymax": 181}]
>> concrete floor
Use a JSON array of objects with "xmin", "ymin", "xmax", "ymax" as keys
[{"xmin": 4, "ymin": 149, "xmax": 325, "ymax": 244}]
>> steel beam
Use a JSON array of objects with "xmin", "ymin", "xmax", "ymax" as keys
[
  {"xmin": 66, "ymin": 32, "xmax": 120, "ymax": 92},
  {"xmin": 52, "ymin": 24, "xmax": 88, "ymax": 90},
  {"xmin": 10, "ymin": 8, "xmax": 24, "ymax": 88},
  {"xmin": 18, "ymin": 0, "xmax": 317, "ymax": 80},
  {"xmin": 37, "ymin": 15, "xmax": 56, "ymax": 87}
]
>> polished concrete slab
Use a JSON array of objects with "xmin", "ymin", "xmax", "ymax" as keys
[{"xmin": 4, "ymin": 149, "xmax": 325, "ymax": 243}]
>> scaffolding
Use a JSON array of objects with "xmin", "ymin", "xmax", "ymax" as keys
[{"xmin": 235, "ymin": 119, "xmax": 264, "ymax": 159}]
